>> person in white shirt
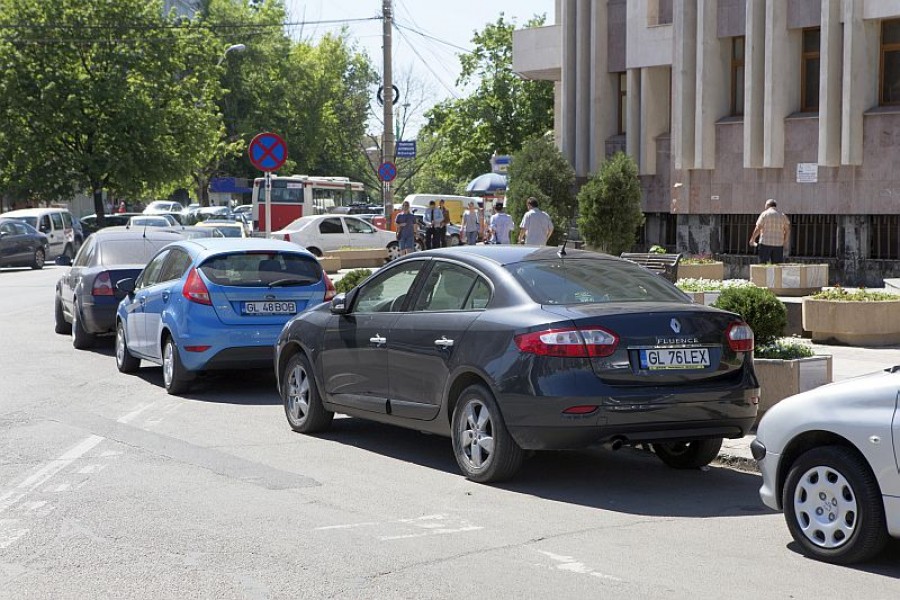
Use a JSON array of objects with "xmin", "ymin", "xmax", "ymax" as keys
[
  {"xmin": 518, "ymin": 197, "xmax": 553, "ymax": 246},
  {"xmin": 461, "ymin": 201, "xmax": 481, "ymax": 245},
  {"xmin": 489, "ymin": 203, "xmax": 513, "ymax": 244},
  {"xmin": 423, "ymin": 200, "xmax": 444, "ymax": 250}
]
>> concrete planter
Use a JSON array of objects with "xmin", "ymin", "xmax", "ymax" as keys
[
  {"xmin": 330, "ymin": 249, "xmax": 387, "ymax": 269},
  {"xmin": 686, "ymin": 291, "xmax": 720, "ymax": 306},
  {"xmin": 750, "ymin": 263, "xmax": 828, "ymax": 296},
  {"xmin": 753, "ymin": 355, "xmax": 833, "ymax": 419},
  {"xmin": 318, "ymin": 256, "xmax": 342, "ymax": 274},
  {"xmin": 678, "ymin": 262, "xmax": 725, "ymax": 280},
  {"xmin": 803, "ymin": 298, "xmax": 900, "ymax": 345}
]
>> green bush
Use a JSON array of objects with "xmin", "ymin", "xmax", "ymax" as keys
[
  {"xmin": 712, "ymin": 285, "xmax": 787, "ymax": 347},
  {"xmin": 577, "ymin": 152, "xmax": 644, "ymax": 255},
  {"xmin": 335, "ymin": 269, "xmax": 372, "ymax": 294}
]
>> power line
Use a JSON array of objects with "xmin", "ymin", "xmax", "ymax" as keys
[
  {"xmin": 0, "ymin": 16, "xmax": 381, "ymax": 31},
  {"xmin": 393, "ymin": 20, "xmax": 472, "ymax": 54},
  {"xmin": 393, "ymin": 25, "xmax": 458, "ymax": 99}
]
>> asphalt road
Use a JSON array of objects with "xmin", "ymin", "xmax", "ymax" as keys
[{"xmin": 1, "ymin": 265, "xmax": 899, "ymax": 599}]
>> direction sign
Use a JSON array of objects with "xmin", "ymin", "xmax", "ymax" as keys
[
  {"xmin": 491, "ymin": 154, "xmax": 511, "ymax": 174},
  {"xmin": 396, "ymin": 140, "xmax": 417, "ymax": 159},
  {"xmin": 378, "ymin": 161, "xmax": 397, "ymax": 182},
  {"xmin": 248, "ymin": 132, "xmax": 288, "ymax": 172}
]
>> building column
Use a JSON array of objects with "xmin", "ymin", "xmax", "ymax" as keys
[
  {"xmin": 672, "ymin": 0, "xmax": 697, "ymax": 171},
  {"xmin": 589, "ymin": 1, "xmax": 617, "ymax": 172},
  {"xmin": 763, "ymin": 0, "xmax": 799, "ymax": 169},
  {"xmin": 626, "ymin": 68, "xmax": 642, "ymax": 164},
  {"xmin": 561, "ymin": 0, "xmax": 577, "ymax": 166},
  {"xmin": 744, "ymin": 0, "xmax": 765, "ymax": 168},
  {"xmin": 841, "ymin": 0, "xmax": 877, "ymax": 166},
  {"xmin": 694, "ymin": 0, "xmax": 727, "ymax": 170},
  {"xmin": 575, "ymin": 0, "xmax": 592, "ymax": 178},
  {"xmin": 818, "ymin": 0, "xmax": 842, "ymax": 167},
  {"xmin": 641, "ymin": 67, "xmax": 670, "ymax": 176}
]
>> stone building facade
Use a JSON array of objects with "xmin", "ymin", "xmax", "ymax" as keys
[{"xmin": 513, "ymin": 0, "xmax": 900, "ymax": 285}]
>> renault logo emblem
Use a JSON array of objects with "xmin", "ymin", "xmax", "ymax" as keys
[
  {"xmin": 265, "ymin": 294, "xmax": 276, "ymax": 301},
  {"xmin": 670, "ymin": 318, "xmax": 682, "ymax": 333}
]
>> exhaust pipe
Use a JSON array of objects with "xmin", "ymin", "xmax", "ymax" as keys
[{"xmin": 606, "ymin": 437, "xmax": 626, "ymax": 451}]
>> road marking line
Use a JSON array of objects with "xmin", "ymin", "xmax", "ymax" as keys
[
  {"xmin": 536, "ymin": 550, "xmax": 623, "ymax": 583},
  {"xmin": 0, "ymin": 435, "xmax": 103, "ymax": 514},
  {"xmin": 52, "ymin": 484, "xmax": 71, "ymax": 493},
  {"xmin": 77, "ymin": 464, "xmax": 106, "ymax": 475},
  {"xmin": 314, "ymin": 522, "xmax": 379, "ymax": 531},
  {"xmin": 117, "ymin": 403, "xmax": 157, "ymax": 424}
]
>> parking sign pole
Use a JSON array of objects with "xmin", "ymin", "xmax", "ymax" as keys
[{"xmin": 265, "ymin": 171, "xmax": 272, "ymax": 239}]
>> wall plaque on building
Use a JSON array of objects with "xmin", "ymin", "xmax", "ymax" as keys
[{"xmin": 796, "ymin": 163, "xmax": 818, "ymax": 183}]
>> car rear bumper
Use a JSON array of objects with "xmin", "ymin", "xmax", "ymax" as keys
[
  {"xmin": 199, "ymin": 346, "xmax": 274, "ymax": 370},
  {"xmin": 176, "ymin": 326, "xmax": 282, "ymax": 372},
  {"xmin": 500, "ymin": 389, "xmax": 759, "ymax": 451},
  {"xmin": 81, "ymin": 301, "xmax": 118, "ymax": 334}
]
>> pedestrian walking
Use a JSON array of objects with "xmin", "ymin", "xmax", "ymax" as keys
[
  {"xmin": 116, "ymin": 200, "xmax": 126, "ymax": 214},
  {"xmin": 748, "ymin": 198, "xmax": 790, "ymax": 264},
  {"xmin": 424, "ymin": 200, "xmax": 444, "ymax": 250},
  {"xmin": 489, "ymin": 203, "xmax": 514, "ymax": 244},
  {"xmin": 438, "ymin": 199, "xmax": 450, "ymax": 248},
  {"xmin": 461, "ymin": 201, "xmax": 480, "ymax": 245},
  {"xmin": 394, "ymin": 201, "xmax": 418, "ymax": 256},
  {"xmin": 518, "ymin": 197, "xmax": 554, "ymax": 246}
]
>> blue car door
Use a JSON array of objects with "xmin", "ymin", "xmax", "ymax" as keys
[
  {"xmin": 141, "ymin": 248, "xmax": 194, "ymax": 360},
  {"xmin": 127, "ymin": 249, "xmax": 170, "ymax": 357}
]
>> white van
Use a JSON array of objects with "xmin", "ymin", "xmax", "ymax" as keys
[
  {"xmin": 4, "ymin": 208, "xmax": 77, "ymax": 259},
  {"xmin": 401, "ymin": 194, "xmax": 476, "ymax": 226}
]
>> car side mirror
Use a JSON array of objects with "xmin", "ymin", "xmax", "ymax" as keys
[
  {"xmin": 330, "ymin": 293, "xmax": 350, "ymax": 314},
  {"xmin": 117, "ymin": 278, "xmax": 136, "ymax": 295},
  {"xmin": 55, "ymin": 255, "xmax": 72, "ymax": 266}
]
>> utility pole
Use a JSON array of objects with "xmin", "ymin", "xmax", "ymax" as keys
[{"xmin": 382, "ymin": 0, "xmax": 394, "ymax": 224}]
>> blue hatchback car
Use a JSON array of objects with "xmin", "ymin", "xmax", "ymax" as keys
[{"xmin": 114, "ymin": 238, "xmax": 334, "ymax": 395}]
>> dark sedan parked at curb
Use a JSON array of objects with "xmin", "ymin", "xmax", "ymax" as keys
[
  {"xmin": 0, "ymin": 217, "xmax": 49, "ymax": 269},
  {"xmin": 54, "ymin": 227, "xmax": 186, "ymax": 349},
  {"xmin": 275, "ymin": 246, "xmax": 760, "ymax": 483}
]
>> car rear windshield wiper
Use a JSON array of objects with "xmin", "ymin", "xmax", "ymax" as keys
[{"xmin": 267, "ymin": 278, "xmax": 315, "ymax": 288}]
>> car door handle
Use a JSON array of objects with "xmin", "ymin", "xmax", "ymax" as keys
[
  {"xmin": 138, "ymin": 295, "xmax": 146, "ymax": 305},
  {"xmin": 434, "ymin": 337, "xmax": 454, "ymax": 348},
  {"xmin": 369, "ymin": 334, "xmax": 387, "ymax": 345},
  {"xmin": 162, "ymin": 291, "xmax": 170, "ymax": 303}
]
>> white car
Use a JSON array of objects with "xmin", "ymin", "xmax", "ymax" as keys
[
  {"xmin": 272, "ymin": 215, "xmax": 401, "ymax": 259},
  {"xmin": 143, "ymin": 201, "xmax": 185, "ymax": 215},
  {"xmin": 754, "ymin": 369, "xmax": 900, "ymax": 564}
]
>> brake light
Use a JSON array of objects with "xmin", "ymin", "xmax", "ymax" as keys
[
  {"xmin": 91, "ymin": 271, "xmax": 114, "ymax": 296},
  {"xmin": 182, "ymin": 268, "xmax": 212, "ymax": 305},
  {"xmin": 563, "ymin": 405, "xmax": 599, "ymax": 415},
  {"xmin": 514, "ymin": 327, "xmax": 619, "ymax": 358},
  {"xmin": 726, "ymin": 321, "xmax": 754, "ymax": 352},
  {"xmin": 184, "ymin": 345, "xmax": 211, "ymax": 352},
  {"xmin": 323, "ymin": 272, "xmax": 336, "ymax": 302}
]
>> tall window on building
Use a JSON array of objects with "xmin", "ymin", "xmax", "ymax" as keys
[
  {"xmin": 881, "ymin": 19, "xmax": 900, "ymax": 105},
  {"xmin": 801, "ymin": 28, "xmax": 821, "ymax": 112},
  {"xmin": 731, "ymin": 37, "xmax": 745, "ymax": 116},
  {"xmin": 618, "ymin": 72, "xmax": 627, "ymax": 134}
]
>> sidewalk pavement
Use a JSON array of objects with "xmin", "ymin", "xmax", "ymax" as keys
[{"xmin": 716, "ymin": 341, "xmax": 900, "ymax": 472}]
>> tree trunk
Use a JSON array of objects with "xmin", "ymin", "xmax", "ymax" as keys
[
  {"xmin": 93, "ymin": 186, "xmax": 105, "ymax": 228},
  {"xmin": 198, "ymin": 176, "xmax": 209, "ymax": 207}
]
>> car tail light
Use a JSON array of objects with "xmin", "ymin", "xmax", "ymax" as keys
[
  {"xmin": 323, "ymin": 272, "xmax": 336, "ymax": 302},
  {"xmin": 563, "ymin": 405, "xmax": 598, "ymax": 415},
  {"xmin": 726, "ymin": 321, "xmax": 754, "ymax": 352},
  {"xmin": 182, "ymin": 268, "xmax": 212, "ymax": 305},
  {"xmin": 184, "ymin": 345, "xmax": 211, "ymax": 352},
  {"xmin": 91, "ymin": 271, "xmax": 115, "ymax": 296},
  {"xmin": 514, "ymin": 327, "xmax": 619, "ymax": 358}
]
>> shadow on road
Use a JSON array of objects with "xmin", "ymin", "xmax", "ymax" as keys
[
  {"xmin": 319, "ymin": 417, "xmax": 770, "ymax": 518},
  {"xmin": 785, "ymin": 540, "xmax": 900, "ymax": 576}
]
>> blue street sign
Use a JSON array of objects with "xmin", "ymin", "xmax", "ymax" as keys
[
  {"xmin": 378, "ymin": 161, "xmax": 397, "ymax": 182},
  {"xmin": 248, "ymin": 132, "xmax": 288, "ymax": 172},
  {"xmin": 491, "ymin": 154, "xmax": 511, "ymax": 174},
  {"xmin": 396, "ymin": 140, "xmax": 417, "ymax": 159}
]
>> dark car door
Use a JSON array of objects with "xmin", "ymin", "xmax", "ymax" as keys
[
  {"xmin": 387, "ymin": 261, "xmax": 492, "ymax": 420},
  {"xmin": 320, "ymin": 259, "xmax": 429, "ymax": 414},
  {"xmin": 0, "ymin": 221, "xmax": 23, "ymax": 265}
]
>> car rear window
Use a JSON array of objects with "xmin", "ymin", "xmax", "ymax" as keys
[
  {"xmin": 99, "ymin": 239, "xmax": 179, "ymax": 265},
  {"xmin": 16, "ymin": 216, "xmax": 38, "ymax": 228},
  {"xmin": 200, "ymin": 252, "xmax": 322, "ymax": 287},
  {"xmin": 507, "ymin": 259, "xmax": 689, "ymax": 305}
]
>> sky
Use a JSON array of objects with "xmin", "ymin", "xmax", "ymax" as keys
[{"xmin": 283, "ymin": 0, "xmax": 556, "ymax": 107}]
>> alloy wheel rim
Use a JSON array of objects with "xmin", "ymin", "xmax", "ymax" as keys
[
  {"xmin": 793, "ymin": 465, "xmax": 858, "ymax": 549},
  {"xmin": 459, "ymin": 399, "xmax": 494, "ymax": 469},
  {"xmin": 287, "ymin": 364, "xmax": 310, "ymax": 422},
  {"xmin": 35, "ymin": 250, "xmax": 44, "ymax": 267},
  {"xmin": 116, "ymin": 326, "xmax": 125, "ymax": 365},
  {"xmin": 163, "ymin": 342, "xmax": 174, "ymax": 387}
]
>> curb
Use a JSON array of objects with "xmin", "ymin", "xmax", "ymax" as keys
[{"xmin": 714, "ymin": 452, "xmax": 759, "ymax": 474}]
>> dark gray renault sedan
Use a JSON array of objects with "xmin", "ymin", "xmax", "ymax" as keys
[{"xmin": 275, "ymin": 246, "xmax": 759, "ymax": 483}]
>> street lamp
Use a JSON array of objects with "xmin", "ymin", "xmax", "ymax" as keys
[{"xmin": 217, "ymin": 43, "xmax": 247, "ymax": 66}]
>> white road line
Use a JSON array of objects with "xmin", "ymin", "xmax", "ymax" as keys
[
  {"xmin": 77, "ymin": 464, "xmax": 106, "ymax": 475},
  {"xmin": 536, "ymin": 550, "xmax": 623, "ymax": 583},
  {"xmin": 314, "ymin": 522, "xmax": 379, "ymax": 531},
  {"xmin": 52, "ymin": 483, "xmax": 71, "ymax": 493},
  {"xmin": 0, "ymin": 435, "xmax": 104, "ymax": 514},
  {"xmin": 117, "ymin": 403, "xmax": 157, "ymax": 424}
]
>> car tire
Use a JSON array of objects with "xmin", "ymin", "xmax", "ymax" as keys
[
  {"xmin": 652, "ymin": 438, "xmax": 723, "ymax": 469},
  {"xmin": 162, "ymin": 335, "xmax": 192, "ymax": 395},
  {"xmin": 281, "ymin": 353, "xmax": 333, "ymax": 433},
  {"xmin": 782, "ymin": 446, "xmax": 888, "ymax": 564},
  {"xmin": 54, "ymin": 297, "xmax": 72, "ymax": 335},
  {"xmin": 449, "ymin": 234, "xmax": 460, "ymax": 247},
  {"xmin": 306, "ymin": 247, "xmax": 323, "ymax": 258},
  {"xmin": 386, "ymin": 241, "xmax": 400, "ymax": 261},
  {"xmin": 31, "ymin": 248, "xmax": 45, "ymax": 270},
  {"xmin": 451, "ymin": 384, "xmax": 523, "ymax": 483},
  {"xmin": 71, "ymin": 304, "xmax": 95, "ymax": 350},
  {"xmin": 115, "ymin": 321, "xmax": 140, "ymax": 373}
]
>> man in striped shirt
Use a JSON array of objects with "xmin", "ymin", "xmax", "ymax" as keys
[{"xmin": 748, "ymin": 199, "xmax": 790, "ymax": 263}]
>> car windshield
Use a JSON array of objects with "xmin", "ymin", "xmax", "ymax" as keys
[
  {"xmin": 200, "ymin": 252, "xmax": 322, "ymax": 287},
  {"xmin": 99, "ymin": 239, "xmax": 179, "ymax": 265},
  {"xmin": 211, "ymin": 226, "xmax": 242, "ymax": 238},
  {"xmin": 129, "ymin": 217, "xmax": 169, "ymax": 227},
  {"xmin": 507, "ymin": 258, "xmax": 689, "ymax": 305}
]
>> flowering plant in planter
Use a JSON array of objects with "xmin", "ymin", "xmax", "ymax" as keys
[
  {"xmin": 676, "ymin": 278, "xmax": 755, "ymax": 293},
  {"xmin": 755, "ymin": 338, "xmax": 815, "ymax": 360},
  {"xmin": 810, "ymin": 287, "xmax": 896, "ymax": 301}
]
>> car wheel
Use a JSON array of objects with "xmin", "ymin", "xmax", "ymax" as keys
[
  {"xmin": 451, "ymin": 384, "xmax": 523, "ymax": 483},
  {"xmin": 449, "ymin": 234, "xmax": 461, "ymax": 247},
  {"xmin": 115, "ymin": 321, "xmax": 140, "ymax": 373},
  {"xmin": 782, "ymin": 446, "xmax": 888, "ymax": 564},
  {"xmin": 31, "ymin": 248, "xmax": 45, "ymax": 270},
  {"xmin": 306, "ymin": 247, "xmax": 323, "ymax": 258},
  {"xmin": 653, "ymin": 438, "xmax": 723, "ymax": 469},
  {"xmin": 71, "ymin": 304, "xmax": 95, "ymax": 350},
  {"xmin": 281, "ymin": 353, "xmax": 333, "ymax": 433},
  {"xmin": 162, "ymin": 335, "xmax": 192, "ymax": 395},
  {"xmin": 54, "ymin": 297, "xmax": 72, "ymax": 335},
  {"xmin": 386, "ymin": 241, "xmax": 400, "ymax": 261}
]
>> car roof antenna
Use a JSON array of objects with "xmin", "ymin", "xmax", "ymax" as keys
[{"xmin": 558, "ymin": 234, "xmax": 568, "ymax": 257}]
